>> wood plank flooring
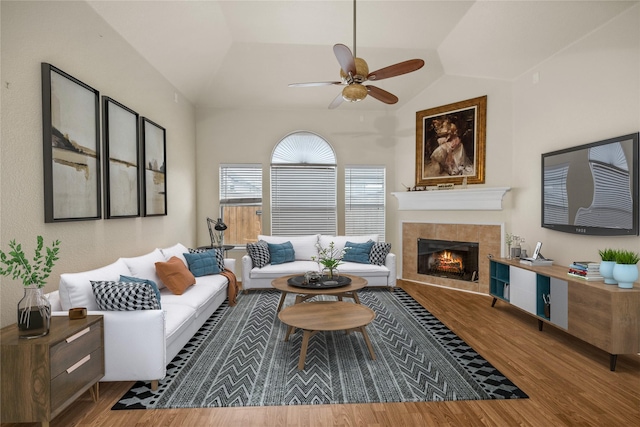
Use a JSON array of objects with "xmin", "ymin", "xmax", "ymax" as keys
[{"xmin": 2, "ymin": 280, "xmax": 639, "ymax": 426}]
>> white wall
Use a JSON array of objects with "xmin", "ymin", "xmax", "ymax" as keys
[
  {"xmin": 0, "ymin": 1, "xmax": 197, "ymax": 327},
  {"xmin": 394, "ymin": 5, "xmax": 640, "ymax": 275}
]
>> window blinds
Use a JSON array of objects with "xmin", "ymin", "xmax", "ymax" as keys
[
  {"xmin": 219, "ymin": 164, "xmax": 262, "ymax": 205},
  {"xmin": 345, "ymin": 166, "xmax": 386, "ymax": 241}
]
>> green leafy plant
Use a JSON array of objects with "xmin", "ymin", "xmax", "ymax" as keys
[
  {"xmin": 614, "ymin": 250, "xmax": 640, "ymax": 265},
  {"xmin": 598, "ymin": 248, "xmax": 618, "ymax": 262},
  {"xmin": 0, "ymin": 236, "xmax": 61, "ymax": 288},
  {"xmin": 311, "ymin": 241, "xmax": 350, "ymax": 270}
]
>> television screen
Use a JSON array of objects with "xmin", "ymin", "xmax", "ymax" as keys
[{"xmin": 541, "ymin": 133, "xmax": 639, "ymax": 236}]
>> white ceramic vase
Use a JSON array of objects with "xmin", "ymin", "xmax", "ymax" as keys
[{"xmin": 612, "ymin": 264, "xmax": 639, "ymax": 289}]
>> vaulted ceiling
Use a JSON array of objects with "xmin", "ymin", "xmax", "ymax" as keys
[{"xmin": 87, "ymin": 0, "xmax": 636, "ymax": 110}]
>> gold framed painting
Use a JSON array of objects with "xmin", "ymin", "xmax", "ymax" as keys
[{"xmin": 415, "ymin": 95, "xmax": 487, "ymax": 186}]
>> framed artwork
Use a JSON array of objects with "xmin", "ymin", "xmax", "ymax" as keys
[
  {"xmin": 415, "ymin": 95, "xmax": 487, "ymax": 186},
  {"xmin": 42, "ymin": 63, "xmax": 101, "ymax": 222},
  {"xmin": 141, "ymin": 117, "xmax": 167, "ymax": 216},
  {"xmin": 103, "ymin": 97, "xmax": 140, "ymax": 218}
]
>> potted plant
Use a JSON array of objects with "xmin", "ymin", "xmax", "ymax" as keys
[
  {"xmin": 598, "ymin": 248, "xmax": 618, "ymax": 285},
  {"xmin": 0, "ymin": 236, "xmax": 61, "ymax": 338},
  {"xmin": 612, "ymin": 250, "xmax": 639, "ymax": 289},
  {"xmin": 312, "ymin": 241, "xmax": 350, "ymax": 281}
]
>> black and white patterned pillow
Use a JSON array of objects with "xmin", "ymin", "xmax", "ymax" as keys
[
  {"xmin": 247, "ymin": 240, "xmax": 270, "ymax": 268},
  {"xmin": 188, "ymin": 247, "xmax": 225, "ymax": 271},
  {"xmin": 90, "ymin": 281, "xmax": 161, "ymax": 311},
  {"xmin": 369, "ymin": 242, "xmax": 391, "ymax": 266}
]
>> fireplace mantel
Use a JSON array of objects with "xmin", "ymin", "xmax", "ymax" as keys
[{"xmin": 391, "ymin": 187, "xmax": 511, "ymax": 211}]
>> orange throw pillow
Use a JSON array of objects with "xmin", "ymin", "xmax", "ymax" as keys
[{"xmin": 155, "ymin": 257, "xmax": 195, "ymax": 295}]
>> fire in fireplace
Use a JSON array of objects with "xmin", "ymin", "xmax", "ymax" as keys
[{"xmin": 417, "ymin": 238, "xmax": 479, "ymax": 282}]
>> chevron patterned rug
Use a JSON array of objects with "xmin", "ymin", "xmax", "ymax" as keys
[{"xmin": 112, "ymin": 288, "xmax": 527, "ymax": 409}]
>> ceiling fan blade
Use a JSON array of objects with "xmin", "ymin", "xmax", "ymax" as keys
[
  {"xmin": 333, "ymin": 43, "xmax": 356, "ymax": 76},
  {"xmin": 366, "ymin": 85, "xmax": 398, "ymax": 104},
  {"xmin": 328, "ymin": 92, "xmax": 345, "ymax": 109},
  {"xmin": 367, "ymin": 59, "xmax": 425, "ymax": 81},
  {"xmin": 288, "ymin": 81, "xmax": 342, "ymax": 87}
]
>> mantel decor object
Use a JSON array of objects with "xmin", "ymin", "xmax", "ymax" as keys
[{"xmin": 415, "ymin": 95, "xmax": 487, "ymax": 186}]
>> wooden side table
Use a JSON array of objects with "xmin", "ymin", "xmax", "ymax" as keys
[{"xmin": 1, "ymin": 315, "xmax": 104, "ymax": 427}]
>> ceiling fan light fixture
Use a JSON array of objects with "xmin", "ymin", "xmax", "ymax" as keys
[{"xmin": 342, "ymin": 83, "xmax": 368, "ymax": 102}]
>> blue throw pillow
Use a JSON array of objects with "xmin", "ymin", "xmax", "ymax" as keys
[
  {"xmin": 267, "ymin": 241, "xmax": 295, "ymax": 265},
  {"xmin": 120, "ymin": 275, "xmax": 162, "ymax": 308},
  {"xmin": 342, "ymin": 240, "xmax": 375, "ymax": 264},
  {"xmin": 183, "ymin": 250, "xmax": 221, "ymax": 277}
]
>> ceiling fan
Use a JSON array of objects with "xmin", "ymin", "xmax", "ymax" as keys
[{"xmin": 288, "ymin": 0, "xmax": 425, "ymax": 109}]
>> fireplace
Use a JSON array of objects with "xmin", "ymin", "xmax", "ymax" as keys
[{"xmin": 417, "ymin": 238, "xmax": 480, "ymax": 282}]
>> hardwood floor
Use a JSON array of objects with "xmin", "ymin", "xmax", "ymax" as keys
[{"xmin": 2, "ymin": 279, "xmax": 639, "ymax": 426}]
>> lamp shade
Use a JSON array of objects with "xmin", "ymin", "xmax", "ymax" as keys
[
  {"xmin": 342, "ymin": 84, "xmax": 368, "ymax": 102},
  {"xmin": 214, "ymin": 218, "xmax": 227, "ymax": 231}
]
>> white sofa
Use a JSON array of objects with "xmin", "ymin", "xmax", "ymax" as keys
[
  {"xmin": 47, "ymin": 243, "xmax": 235, "ymax": 389},
  {"xmin": 242, "ymin": 234, "xmax": 396, "ymax": 291}
]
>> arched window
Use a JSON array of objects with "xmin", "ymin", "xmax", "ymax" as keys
[{"xmin": 271, "ymin": 132, "xmax": 337, "ymax": 235}]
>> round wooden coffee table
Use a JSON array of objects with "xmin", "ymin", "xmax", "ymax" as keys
[
  {"xmin": 272, "ymin": 273, "xmax": 368, "ymax": 312},
  {"xmin": 278, "ymin": 301, "xmax": 376, "ymax": 370}
]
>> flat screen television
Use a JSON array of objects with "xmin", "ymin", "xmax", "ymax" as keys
[{"xmin": 541, "ymin": 132, "xmax": 639, "ymax": 236}]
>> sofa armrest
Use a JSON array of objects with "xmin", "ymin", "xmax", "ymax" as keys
[
  {"xmin": 385, "ymin": 253, "xmax": 397, "ymax": 287},
  {"xmin": 242, "ymin": 255, "xmax": 253, "ymax": 288},
  {"xmin": 53, "ymin": 308, "xmax": 166, "ymax": 383},
  {"xmin": 224, "ymin": 258, "xmax": 236, "ymax": 275}
]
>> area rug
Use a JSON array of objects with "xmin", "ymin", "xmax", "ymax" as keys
[{"xmin": 113, "ymin": 288, "xmax": 527, "ymax": 409}]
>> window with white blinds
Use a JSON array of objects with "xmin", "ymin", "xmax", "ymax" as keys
[
  {"xmin": 270, "ymin": 132, "xmax": 337, "ymax": 236},
  {"xmin": 219, "ymin": 164, "xmax": 263, "ymax": 245},
  {"xmin": 219, "ymin": 164, "xmax": 262, "ymax": 204},
  {"xmin": 345, "ymin": 166, "xmax": 385, "ymax": 241},
  {"xmin": 271, "ymin": 166, "xmax": 337, "ymax": 235}
]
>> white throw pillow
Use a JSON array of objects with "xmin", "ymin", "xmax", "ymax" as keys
[
  {"xmin": 318, "ymin": 235, "xmax": 379, "ymax": 254},
  {"xmin": 59, "ymin": 258, "xmax": 131, "ymax": 311},
  {"xmin": 121, "ymin": 248, "xmax": 167, "ymax": 289},
  {"xmin": 160, "ymin": 243, "xmax": 189, "ymax": 265},
  {"xmin": 258, "ymin": 234, "xmax": 320, "ymax": 261}
]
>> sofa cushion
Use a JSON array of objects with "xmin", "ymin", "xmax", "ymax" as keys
[
  {"xmin": 268, "ymin": 241, "xmax": 295, "ymax": 265},
  {"xmin": 183, "ymin": 250, "xmax": 221, "ymax": 277},
  {"xmin": 318, "ymin": 235, "xmax": 378, "ymax": 255},
  {"xmin": 342, "ymin": 240, "xmax": 375, "ymax": 264},
  {"xmin": 59, "ymin": 258, "xmax": 132, "ymax": 311},
  {"xmin": 249, "ymin": 260, "xmax": 320, "ymax": 279},
  {"xmin": 90, "ymin": 280, "xmax": 161, "ymax": 311},
  {"xmin": 120, "ymin": 275, "xmax": 162, "ymax": 308},
  {"xmin": 259, "ymin": 234, "xmax": 319, "ymax": 261},
  {"xmin": 247, "ymin": 240, "xmax": 270, "ymax": 268},
  {"xmin": 370, "ymin": 242, "xmax": 392, "ymax": 266},
  {"xmin": 161, "ymin": 274, "xmax": 227, "ymax": 317},
  {"xmin": 160, "ymin": 243, "xmax": 189, "ymax": 266},
  {"xmin": 121, "ymin": 248, "xmax": 167, "ymax": 289},
  {"xmin": 155, "ymin": 256, "xmax": 196, "ymax": 295},
  {"xmin": 188, "ymin": 247, "xmax": 224, "ymax": 271}
]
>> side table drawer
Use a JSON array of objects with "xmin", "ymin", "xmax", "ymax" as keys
[
  {"xmin": 50, "ymin": 347, "xmax": 104, "ymax": 412},
  {"xmin": 50, "ymin": 322, "xmax": 102, "ymax": 379}
]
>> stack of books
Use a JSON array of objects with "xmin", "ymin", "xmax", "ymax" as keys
[{"xmin": 568, "ymin": 261, "xmax": 603, "ymax": 281}]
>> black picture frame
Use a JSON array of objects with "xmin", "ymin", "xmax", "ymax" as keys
[
  {"xmin": 42, "ymin": 63, "xmax": 101, "ymax": 222},
  {"xmin": 141, "ymin": 117, "xmax": 167, "ymax": 216},
  {"xmin": 103, "ymin": 96, "xmax": 140, "ymax": 218}
]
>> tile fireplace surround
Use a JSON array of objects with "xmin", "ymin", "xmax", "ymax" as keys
[{"xmin": 402, "ymin": 222, "xmax": 501, "ymax": 294}]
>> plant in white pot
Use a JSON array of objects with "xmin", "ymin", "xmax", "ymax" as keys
[
  {"xmin": 0, "ymin": 236, "xmax": 61, "ymax": 338},
  {"xmin": 612, "ymin": 250, "xmax": 639, "ymax": 289},
  {"xmin": 598, "ymin": 248, "xmax": 618, "ymax": 285}
]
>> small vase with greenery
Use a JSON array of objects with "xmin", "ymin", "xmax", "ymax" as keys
[
  {"xmin": 598, "ymin": 248, "xmax": 618, "ymax": 285},
  {"xmin": 0, "ymin": 236, "xmax": 61, "ymax": 338},
  {"xmin": 612, "ymin": 250, "xmax": 639, "ymax": 289},
  {"xmin": 312, "ymin": 241, "xmax": 350, "ymax": 280}
]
